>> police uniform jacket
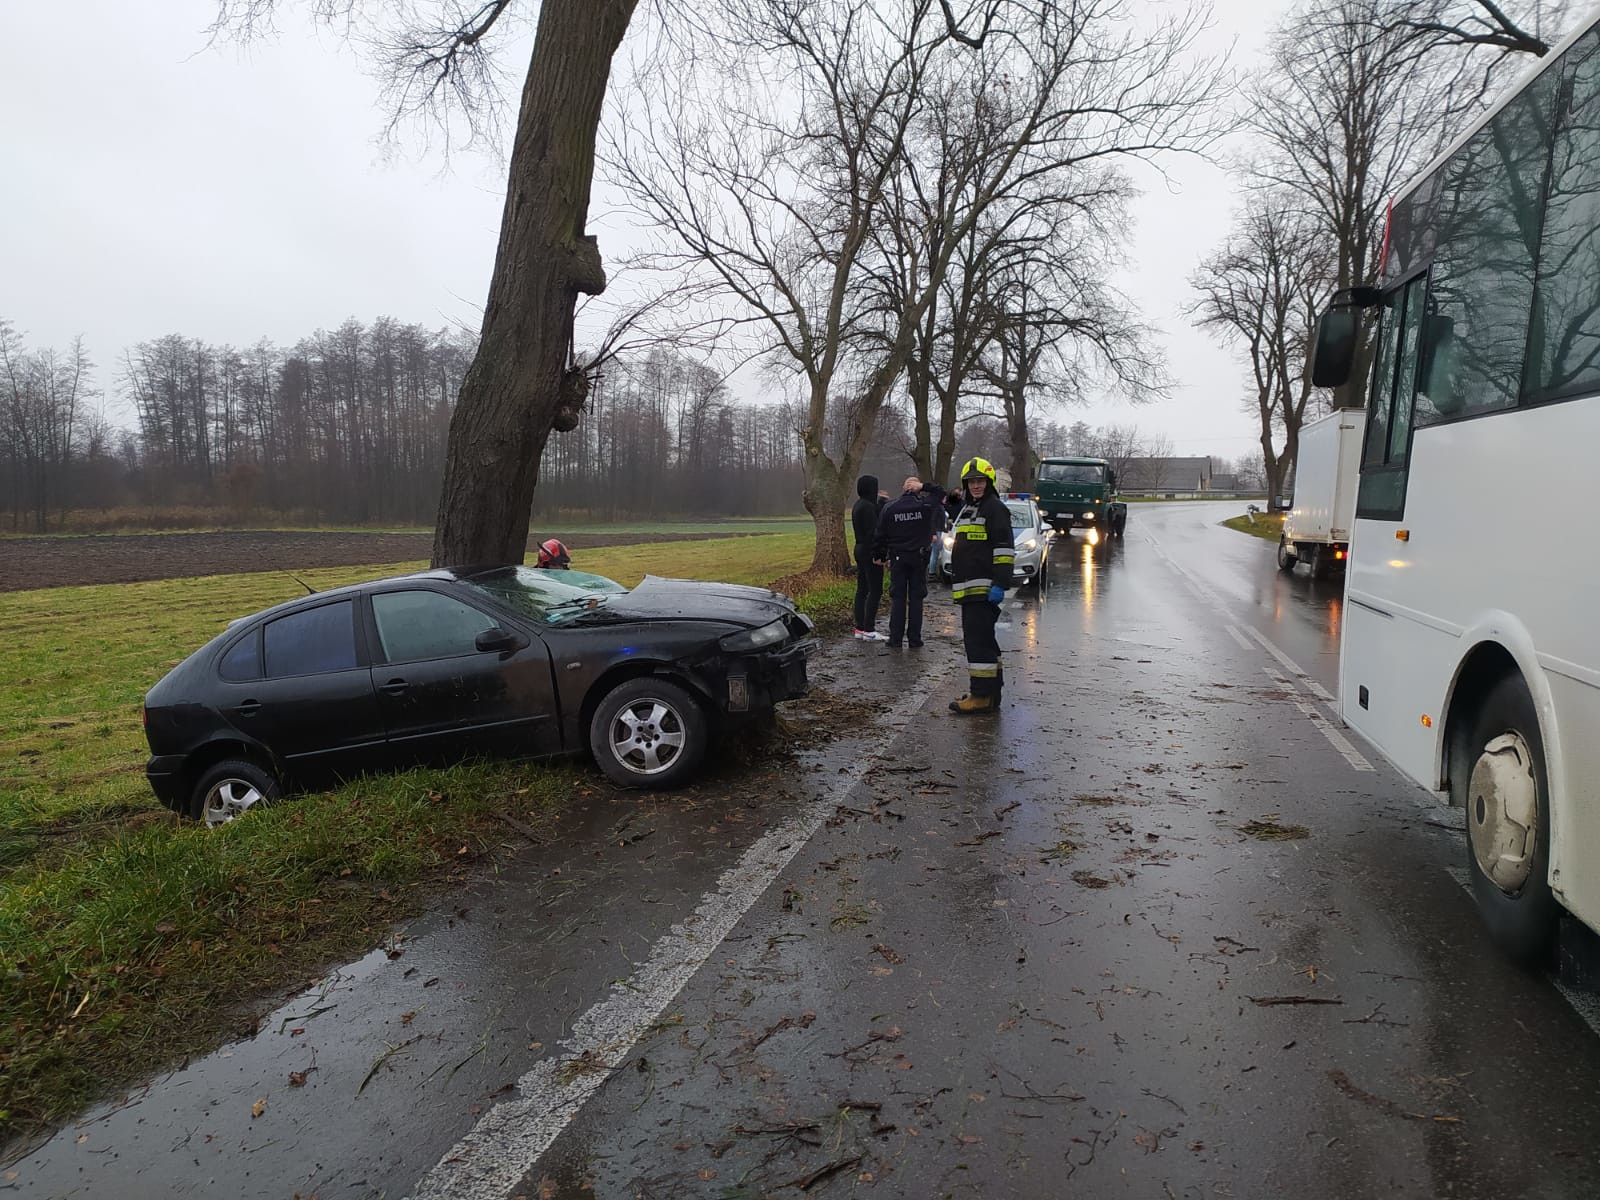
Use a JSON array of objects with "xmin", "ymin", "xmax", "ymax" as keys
[{"xmin": 949, "ymin": 491, "xmax": 1015, "ymax": 602}]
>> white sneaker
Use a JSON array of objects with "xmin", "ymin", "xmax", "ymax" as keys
[{"xmin": 854, "ymin": 629, "xmax": 883, "ymax": 641}]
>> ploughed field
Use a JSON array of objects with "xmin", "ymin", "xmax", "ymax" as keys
[{"xmin": 0, "ymin": 529, "xmax": 766, "ymax": 591}]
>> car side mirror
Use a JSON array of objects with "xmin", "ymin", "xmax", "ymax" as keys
[
  {"xmin": 475, "ymin": 627, "xmax": 522, "ymax": 655},
  {"xmin": 1107, "ymin": 470, "xmax": 1117, "ymax": 489}
]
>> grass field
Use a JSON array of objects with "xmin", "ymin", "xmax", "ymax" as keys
[
  {"xmin": 0, "ymin": 513, "xmax": 814, "ymax": 538},
  {"xmin": 1220, "ymin": 511, "xmax": 1285, "ymax": 542},
  {"xmin": 0, "ymin": 529, "xmax": 841, "ymax": 1141}
]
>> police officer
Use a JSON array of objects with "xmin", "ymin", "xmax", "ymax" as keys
[
  {"xmin": 873, "ymin": 476, "xmax": 936, "ymax": 648},
  {"xmin": 947, "ymin": 457, "xmax": 1014, "ymax": 714}
]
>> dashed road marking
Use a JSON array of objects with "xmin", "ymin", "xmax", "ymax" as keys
[
  {"xmin": 1225, "ymin": 624, "xmax": 1255, "ymax": 653},
  {"xmin": 405, "ymin": 668, "xmax": 954, "ymax": 1200},
  {"xmin": 1264, "ymin": 667, "xmax": 1373, "ymax": 771},
  {"xmin": 1243, "ymin": 624, "xmax": 1335, "ymax": 702}
]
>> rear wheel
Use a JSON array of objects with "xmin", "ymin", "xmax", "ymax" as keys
[
  {"xmin": 590, "ymin": 677, "xmax": 708, "ymax": 789},
  {"xmin": 190, "ymin": 758, "xmax": 281, "ymax": 827},
  {"xmin": 1276, "ymin": 537, "xmax": 1297, "ymax": 572},
  {"xmin": 1458, "ymin": 673, "xmax": 1560, "ymax": 965}
]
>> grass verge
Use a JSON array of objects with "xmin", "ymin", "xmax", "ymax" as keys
[
  {"xmin": 0, "ymin": 762, "xmax": 577, "ymax": 1143},
  {"xmin": 1220, "ymin": 511, "xmax": 1285, "ymax": 542},
  {"xmin": 772, "ymin": 569, "xmax": 855, "ymax": 637},
  {"xmin": 0, "ymin": 528, "xmax": 823, "ymax": 1143}
]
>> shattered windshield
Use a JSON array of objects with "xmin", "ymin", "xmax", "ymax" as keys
[{"xmin": 461, "ymin": 566, "xmax": 628, "ymax": 626}]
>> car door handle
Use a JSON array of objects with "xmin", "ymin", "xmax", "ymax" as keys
[
  {"xmin": 380, "ymin": 678, "xmax": 409, "ymax": 696},
  {"xmin": 234, "ymin": 699, "xmax": 261, "ymax": 717}
]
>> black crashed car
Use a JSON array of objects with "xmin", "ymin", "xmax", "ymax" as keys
[{"xmin": 142, "ymin": 566, "xmax": 817, "ymax": 824}]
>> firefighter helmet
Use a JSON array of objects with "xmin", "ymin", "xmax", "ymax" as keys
[
  {"xmin": 960, "ymin": 457, "xmax": 997, "ymax": 485},
  {"xmin": 536, "ymin": 538, "xmax": 571, "ymax": 569}
]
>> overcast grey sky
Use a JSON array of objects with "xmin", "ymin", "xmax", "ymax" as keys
[{"xmin": 1, "ymin": 0, "xmax": 1281, "ymax": 464}]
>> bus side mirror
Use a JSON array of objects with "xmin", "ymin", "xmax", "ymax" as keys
[{"xmin": 1311, "ymin": 308, "xmax": 1358, "ymax": 388}]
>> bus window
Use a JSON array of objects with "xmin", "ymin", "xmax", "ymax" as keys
[
  {"xmin": 1363, "ymin": 290, "xmax": 1400, "ymax": 468},
  {"xmin": 1417, "ymin": 70, "xmax": 1555, "ymax": 422},
  {"xmin": 1358, "ymin": 275, "xmax": 1426, "ymax": 520},
  {"xmin": 1530, "ymin": 32, "xmax": 1600, "ymax": 400}
]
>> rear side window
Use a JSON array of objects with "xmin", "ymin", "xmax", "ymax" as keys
[
  {"xmin": 371, "ymin": 590, "xmax": 498, "ymax": 663},
  {"xmin": 263, "ymin": 601, "xmax": 358, "ymax": 678},
  {"xmin": 218, "ymin": 631, "xmax": 261, "ymax": 681}
]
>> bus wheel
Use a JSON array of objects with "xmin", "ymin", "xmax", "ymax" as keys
[
  {"xmin": 1276, "ymin": 537, "xmax": 1297, "ymax": 572},
  {"xmin": 1459, "ymin": 673, "xmax": 1560, "ymax": 966}
]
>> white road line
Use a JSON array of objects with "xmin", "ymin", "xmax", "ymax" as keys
[
  {"xmin": 1243, "ymin": 624, "xmax": 1335, "ymax": 702},
  {"xmin": 405, "ymin": 670, "xmax": 953, "ymax": 1200},
  {"xmin": 1225, "ymin": 624, "xmax": 1255, "ymax": 653},
  {"xmin": 1263, "ymin": 667, "xmax": 1374, "ymax": 772}
]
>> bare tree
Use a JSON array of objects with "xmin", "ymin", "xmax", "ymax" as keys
[
  {"xmin": 1190, "ymin": 196, "xmax": 1332, "ymax": 505},
  {"xmin": 610, "ymin": 0, "xmax": 1223, "ymax": 572},
  {"xmin": 214, "ymin": 1, "xmax": 643, "ymax": 564},
  {"xmin": 1349, "ymin": 0, "xmax": 1571, "ymax": 61}
]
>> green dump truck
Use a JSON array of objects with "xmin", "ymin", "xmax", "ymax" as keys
[{"xmin": 1034, "ymin": 457, "xmax": 1127, "ymax": 542}]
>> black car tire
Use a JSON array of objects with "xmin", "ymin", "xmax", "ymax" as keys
[
  {"xmin": 191, "ymin": 758, "xmax": 281, "ymax": 827},
  {"xmin": 1459, "ymin": 672, "xmax": 1561, "ymax": 966},
  {"xmin": 590, "ymin": 677, "xmax": 708, "ymax": 789},
  {"xmin": 1277, "ymin": 537, "xmax": 1297, "ymax": 572}
]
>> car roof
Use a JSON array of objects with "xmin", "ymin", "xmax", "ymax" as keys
[
  {"xmin": 233, "ymin": 566, "xmax": 481, "ymax": 626},
  {"xmin": 1039, "ymin": 456, "xmax": 1108, "ymax": 466}
]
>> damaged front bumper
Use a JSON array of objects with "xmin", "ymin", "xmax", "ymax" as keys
[{"xmin": 724, "ymin": 635, "xmax": 819, "ymax": 713}]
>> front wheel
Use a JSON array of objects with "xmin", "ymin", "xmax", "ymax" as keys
[
  {"xmin": 1276, "ymin": 537, "xmax": 1297, "ymax": 572},
  {"xmin": 590, "ymin": 677, "xmax": 708, "ymax": 789},
  {"xmin": 1459, "ymin": 673, "xmax": 1560, "ymax": 966}
]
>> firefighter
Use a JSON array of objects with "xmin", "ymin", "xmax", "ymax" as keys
[
  {"xmin": 947, "ymin": 457, "xmax": 1014, "ymax": 714},
  {"xmin": 535, "ymin": 538, "xmax": 571, "ymax": 569}
]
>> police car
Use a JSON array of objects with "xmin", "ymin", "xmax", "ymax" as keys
[{"xmin": 935, "ymin": 494, "xmax": 1051, "ymax": 587}]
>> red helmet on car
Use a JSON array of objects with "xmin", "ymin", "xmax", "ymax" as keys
[{"xmin": 536, "ymin": 538, "xmax": 571, "ymax": 569}]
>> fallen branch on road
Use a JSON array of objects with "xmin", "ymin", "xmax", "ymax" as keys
[
  {"xmin": 1247, "ymin": 995, "xmax": 1344, "ymax": 1006},
  {"xmin": 1328, "ymin": 1069, "xmax": 1462, "ymax": 1124}
]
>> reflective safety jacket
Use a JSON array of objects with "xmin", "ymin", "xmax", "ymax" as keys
[{"xmin": 949, "ymin": 491, "xmax": 1014, "ymax": 602}]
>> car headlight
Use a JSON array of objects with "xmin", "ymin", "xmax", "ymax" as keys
[
  {"xmin": 1019, "ymin": 536, "xmax": 1038, "ymax": 551},
  {"xmin": 942, "ymin": 533, "xmax": 954, "ymax": 548},
  {"xmin": 1082, "ymin": 511, "xmax": 1095, "ymax": 519},
  {"xmin": 720, "ymin": 619, "xmax": 788, "ymax": 652}
]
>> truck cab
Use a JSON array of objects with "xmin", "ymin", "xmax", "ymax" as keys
[{"xmin": 1035, "ymin": 457, "xmax": 1128, "ymax": 541}]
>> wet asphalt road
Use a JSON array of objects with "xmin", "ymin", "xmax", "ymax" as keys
[{"xmin": 12, "ymin": 502, "xmax": 1600, "ymax": 1199}]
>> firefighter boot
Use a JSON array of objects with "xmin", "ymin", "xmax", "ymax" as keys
[{"xmin": 949, "ymin": 693, "xmax": 998, "ymax": 715}]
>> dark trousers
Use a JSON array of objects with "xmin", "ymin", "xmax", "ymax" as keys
[
  {"xmin": 853, "ymin": 556, "xmax": 883, "ymax": 631},
  {"xmin": 887, "ymin": 557, "xmax": 927, "ymax": 645},
  {"xmin": 960, "ymin": 600, "xmax": 1003, "ymax": 697}
]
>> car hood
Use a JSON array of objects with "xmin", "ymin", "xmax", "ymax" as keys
[{"xmin": 565, "ymin": 575, "xmax": 797, "ymax": 629}]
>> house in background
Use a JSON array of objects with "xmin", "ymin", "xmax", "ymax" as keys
[{"xmin": 1117, "ymin": 456, "xmax": 1213, "ymax": 497}]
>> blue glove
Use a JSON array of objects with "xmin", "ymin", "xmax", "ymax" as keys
[{"xmin": 987, "ymin": 585, "xmax": 1005, "ymax": 604}]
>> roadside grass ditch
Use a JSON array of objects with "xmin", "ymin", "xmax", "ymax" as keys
[
  {"xmin": 0, "ymin": 530, "xmax": 851, "ymax": 1143},
  {"xmin": 1220, "ymin": 511, "xmax": 1285, "ymax": 542}
]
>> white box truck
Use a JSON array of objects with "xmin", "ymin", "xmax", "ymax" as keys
[{"xmin": 1278, "ymin": 408, "xmax": 1366, "ymax": 580}]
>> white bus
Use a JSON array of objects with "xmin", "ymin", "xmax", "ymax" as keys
[{"xmin": 1313, "ymin": 12, "xmax": 1600, "ymax": 965}]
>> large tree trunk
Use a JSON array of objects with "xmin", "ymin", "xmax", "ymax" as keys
[
  {"xmin": 802, "ymin": 438, "xmax": 851, "ymax": 575},
  {"xmin": 1007, "ymin": 387, "xmax": 1034, "ymax": 491},
  {"xmin": 431, "ymin": 0, "xmax": 639, "ymax": 568}
]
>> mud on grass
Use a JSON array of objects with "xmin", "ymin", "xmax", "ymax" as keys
[{"xmin": 0, "ymin": 760, "xmax": 578, "ymax": 1148}]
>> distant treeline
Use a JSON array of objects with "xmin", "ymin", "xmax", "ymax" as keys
[{"xmin": 2, "ymin": 315, "xmax": 1156, "ymax": 533}]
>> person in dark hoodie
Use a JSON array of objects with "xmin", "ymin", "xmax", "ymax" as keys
[{"xmin": 851, "ymin": 474, "xmax": 885, "ymax": 640}]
